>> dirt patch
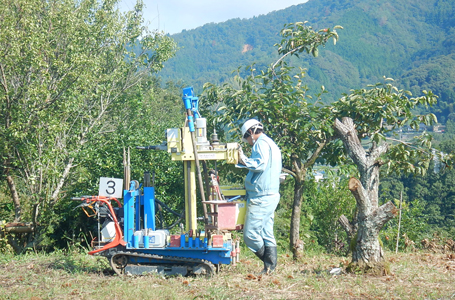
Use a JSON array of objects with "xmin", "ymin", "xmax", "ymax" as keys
[{"xmin": 242, "ymin": 44, "xmax": 253, "ymax": 53}]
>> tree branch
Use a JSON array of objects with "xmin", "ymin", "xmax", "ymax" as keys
[
  {"xmin": 338, "ymin": 215, "xmax": 354, "ymax": 239},
  {"xmin": 292, "ymin": 156, "xmax": 302, "ymax": 177},
  {"xmin": 368, "ymin": 142, "xmax": 388, "ymax": 163},
  {"xmin": 50, "ymin": 157, "xmax": 74, "ymax": 205},
  {"xmin": 348, "ymin": 177, "xmax": 370, "ymax": 219},
  {"xmin": 272, "ymin": 45, "xmax": 306, "ymax": 70},
  {"xmin": 370, "ymin": 201, "xmax": 398, "ymax": 234},
  {"xmin": 334, "ymin": 117, "xmax": 367, "ymax": 170},
  {"xmin": 281, "ymin": 167, "xmax": 297, "ymax": 179},
  {"xmin": 304, "ymin": 140, "xmax": 326, "ymax": 169},
  {"xmin": 0, "ymin": 64, "xmax": 11, "ymax": 128},
  {"xmin": 385, "ymin": 137, "xmax": 434, "ymax": 156}
]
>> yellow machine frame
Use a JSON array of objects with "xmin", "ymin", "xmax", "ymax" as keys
[{"xmin": 167, "ymin": 127, "xmax": 242, "ymax": 231}]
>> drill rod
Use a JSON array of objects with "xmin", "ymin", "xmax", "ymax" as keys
[{"xmin": 186, "ymin": 109, "xmax": 209, "ymax": 225}]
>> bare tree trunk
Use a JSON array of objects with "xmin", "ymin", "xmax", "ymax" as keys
[
  {"xmin": 334, "ymin": 117, "xmax": 398, "ymax": 273},
  {"xmin": 349, "ymin": 178, "xmax": 397, "ymax": 265},
  {"xmin": 287, "ymin": 142, "xmax": 326, "ymax": 260},
  {"xmin": 338, "ymin": 214, "xmax": 356, "ymax": 246},
  {"xmin": 5, "ymin": 172, "xmax": 21, "ymax": 222},
  {"xmin": 290, "ymin": 178, "xmax": 305, "ymax": 259},
  {"xmin": 50, "ymin": 157, "xmax": 74, "ymax": 204}
]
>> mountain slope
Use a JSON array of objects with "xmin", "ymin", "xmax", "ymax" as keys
[{"xmin": 158, "ymin": 0, "xmax": 455, "ymax": 117}]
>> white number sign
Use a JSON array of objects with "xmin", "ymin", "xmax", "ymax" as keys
[{"xmin": 99, "ymin": 177, "xmax": 123, "ymax": 198}]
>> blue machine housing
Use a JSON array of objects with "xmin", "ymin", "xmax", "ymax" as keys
[{"xmin": 122, "ymin": 182, "xmax": 232, "ymax": 266}]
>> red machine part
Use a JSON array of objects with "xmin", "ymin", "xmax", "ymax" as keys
[
  {"xmin": 170, "ymin": 235, "xmax": 181, "ymax": 247},
  {"xmin": 210, "ymin": 173, "xmax": 224, "ymax": 201},
  {"xmin": 211, "ymin": 235, "xmax": 224, "ymax": 248},
  {"xmin": 74, "ymin": 196, "xmax": 126, "ymax": 255}
]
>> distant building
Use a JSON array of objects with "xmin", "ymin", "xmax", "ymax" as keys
[
  {"xmin": 433, "ymin": 125, "xmax": 446, "ymax": 133},
  {"xmin": 384, "ymin": 125, "xmax": 394, "ymax": 131},
  {"xmin": 313, "ymin": 171, "xmax": 324, "ymax": 182}
]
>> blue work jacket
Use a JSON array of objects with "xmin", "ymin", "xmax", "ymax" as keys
[{"xmin": 237, "ymin": 134, "xmax": 282, "ymax": 199}]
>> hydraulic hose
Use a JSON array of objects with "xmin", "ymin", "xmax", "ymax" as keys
[{"xmin": 155, "ymin": 198, "xmax": 182, "ymax": 218}]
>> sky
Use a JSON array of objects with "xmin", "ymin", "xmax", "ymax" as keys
[{"xmin": 118, "ymin": 0, "xmax": 308, "ymax": 35}]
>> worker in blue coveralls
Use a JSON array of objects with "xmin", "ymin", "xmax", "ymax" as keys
[{"xmin": 237, "ymin": 119, "xmax": 282, "ymax": 275}]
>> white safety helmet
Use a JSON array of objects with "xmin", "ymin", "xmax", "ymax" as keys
[{"xmin": 241, "ymin": 119, "xmax": 263, "ymax": 143}]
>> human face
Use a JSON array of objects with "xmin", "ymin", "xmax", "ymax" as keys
[{"xmin": 246, "ymin": 134, "xmax": 254, "ymax": 146}]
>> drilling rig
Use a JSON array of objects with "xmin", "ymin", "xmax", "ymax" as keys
[{"xmin": 72, "ymin": 87, "xmax": 246, "ymax": 276}]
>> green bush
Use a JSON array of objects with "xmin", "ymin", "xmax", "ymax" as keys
[
  {"xmin": 380, "ymin": 199, "xmax": 431, "ymax": 251},
  {"xmin": 275, "ymin": 175, "xmax": 355, "ymax": 254}
]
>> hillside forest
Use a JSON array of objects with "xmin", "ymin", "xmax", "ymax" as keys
[{"xmin": 0, "ymin": 0, "xmax": 454, "ymax": 266}]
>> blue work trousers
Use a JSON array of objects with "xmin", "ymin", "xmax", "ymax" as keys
[{"xmin": 243, "ymin": 193, "xmax": 280, "ymax": 253}]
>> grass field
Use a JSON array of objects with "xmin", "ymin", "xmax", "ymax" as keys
[{"xmin": 0, "ymin": 249, "xmax": 454, "ymax": 300}]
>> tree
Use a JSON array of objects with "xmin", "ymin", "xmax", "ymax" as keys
[
  {"xmin": 48, "ymin": 80, "xmax": 187, "ymax": 249},
  {"xmin": 379, "ymin": 135, "xmax": 455, "ymax": 242},
  {"xmin": 332, "ymin": 81, "xmax": 442, "ymax": 272},
  {"xmin": 0, "ymin": 0, "xmax": 176, "ymax": 252},
  {"xmin": 202, "ymin": 22, "xmax": 343, "ymax": 259}
]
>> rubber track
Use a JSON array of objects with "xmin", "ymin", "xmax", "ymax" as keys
[{"xmin": 110, "ymin": 251, "xmax": 216, "ymax": 276}]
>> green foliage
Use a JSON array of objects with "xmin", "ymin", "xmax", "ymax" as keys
[
  {"xmin": 274, "ymin": 179, "xmax": 326, "ymax": 253},
  {"xmin": 202, "ymin": 22, "xmax": 344, "ymax": 173},
  {"xmin": 201, "ymin": 21, "xmax": 346, "ymax": 258},
  {"xmin": 276, "ymin": 22, "xmax": 342, "ymax": 59},
  {"xmin": 0, "ymin": 226, "xmax": 13, "ymax": 254},
  {"xmin": 201, "ymin": 18, "xmax": 443, "ymax": 259},
  {"xmin": 380, "ymin": 199, "xmax": 430, "ymax": 251},
  {"xmin": 380, "ymin": 149, "xmax": 455, "ymax": 251},
  {"xmin": 274, "ymin": 175, "xmax": 356, "ymax": 254},
  {"xmin": 2, "ymin": 0, "xmax": 452, "ymax": 254},
  {"xmin": 332, "ymin": 79, "xmax": 442, "ymax": 176},
  {"xmin": 333, "ymin": 80, "xmax": 438, "ymax": 136},
  {"xmin": 0, "ymin": 0, "xmax": 177, "ymax": 250},
  {"xmin": 399, "ymin": 53, "xmax": 455, "ymax": 122},
  {"xmin": 160, "ymin": 0, "xmax": 455, "ymax": 119},
  {"xmin": 204, "ymin": 65, "xmax": 329, "ymax": 169},
  {"xmin": 0, "ymin": 190, "xmax": 13, "ymax": 221},
  {"xmin": 52, "ymin": 81, "xmax": 186, "ymax": 249},
  {"xmin": 274, "ymin": 183, "xmax": 294, "ymax": 249},
  {"xmin": 402, "ymin": 168, "xmax": 455, "ymax": 233},
  {"xmin": 302, "ymin": 176, "xmax": 356, "ymax": 254}
]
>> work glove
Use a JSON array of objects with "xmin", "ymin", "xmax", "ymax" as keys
[{"xmin": 238, "ymin": 146, "xmax": 247, "ymax": 165}]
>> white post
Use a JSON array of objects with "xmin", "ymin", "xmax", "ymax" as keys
[{"xmin": 395, "ymin": 190, "xmax": 403, "ymax": 254}]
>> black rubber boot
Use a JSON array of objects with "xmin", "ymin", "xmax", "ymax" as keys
[
  {"xmin": 254, "ymin": 245, "xmax": 265, "ymax": 261},
  {"xmin": 260, "ymin": 246, "xmax": 277, "ymax": 275}
]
